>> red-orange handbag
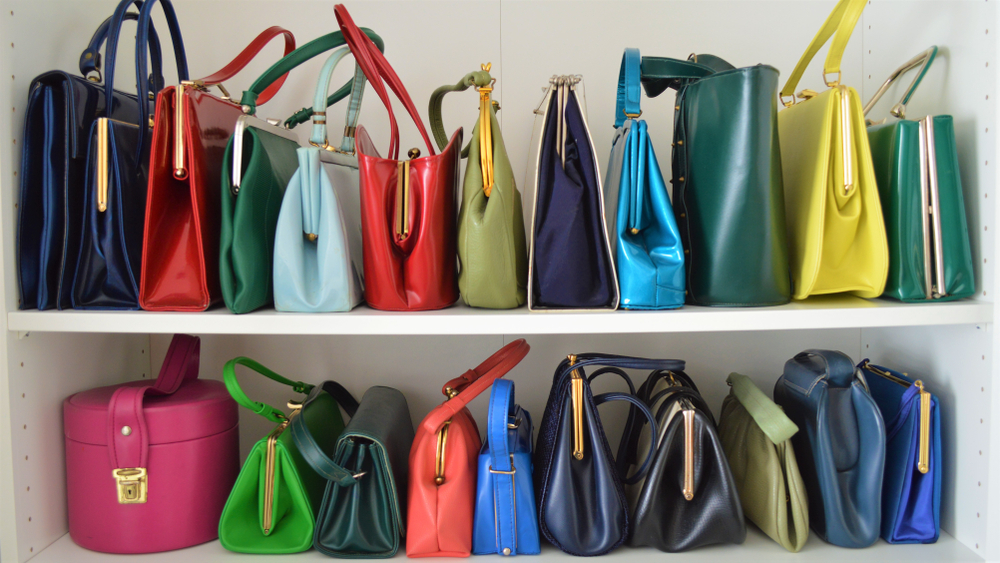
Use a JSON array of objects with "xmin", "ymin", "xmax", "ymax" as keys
[
  {"xmin": 407, "ymin": 339, "xmax": 530, "ymax": 557},
  {"xmin": 139, "ymin": 27, "xmax": 295, "ymax": 311}
]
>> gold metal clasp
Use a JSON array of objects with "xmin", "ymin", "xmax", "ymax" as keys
[
  {"xmin": 262, "ymin": 401, "xmax": 302, "ymax": 534},
  {"xmin": 96, "ymin": 117, "xmax": 109, "ymax": 212},
  {"xmin": 916, "ymin": 381, "xmax": 931, "ymax": 474},
  {"xmin": 838, "ymin": 85, "xmax": 853, "ymax": 195},
  {"xmin": 824, "ymin": 70, "xmax": 842, "ymax": 88},
  {"xmin": 174, "ymin": 83, "xmax": 186, "ymax": 179},
  {"xmin": 796, "ymin": 89, "xmax": 818, "ymax": 101},
  {"xmin": 478, "ymin": 65, "xmax": 496, "ymax": 198},
  {"xmin": 568, "ymin": 355, "xmax": 584, "ymax": 461},
  {"xmin": 682, "ymin": 408, "xmax": 695, "ymax": 501},
  {"xmin": 113, "ymin": 467, "xmax": 148, "ymax": 504},
  {"xmin": 395, "ymin": 148, "xmax": 420, "ymax": 239},
  {"xmin": 435, "ymin": 420, "xmax": 451, "ymax": 485}
]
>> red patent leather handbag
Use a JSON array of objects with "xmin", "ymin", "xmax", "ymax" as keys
[
  {"xmin": 139, "ymin": 27, "xmax": 295, "ymax": 311},
  {"xmin": 407, "ymin": 339, "xmax": 530, "ymax": 557},
  {"xmin": 336, "ymin": 4, "xmax": 462, "ymax": 311}
]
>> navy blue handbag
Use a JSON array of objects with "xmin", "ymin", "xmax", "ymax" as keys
[
  {"xmin": 72, "ymin": 0, "xmax": 187, "ymax": 309},
  {"xmin": 16, "ymin": 5, "xmax": 166, "ymax": 310},
  {"xmin": 526, "ymin": 76, "xmax": 618, "ymax": 310},
  {"xmin": 535, "ymin": 354, "xmax": 679, "ymax": 555},
  {"xmin": 472, "ymin": 379, "xmax": 540, "ymax": 556},
  {"xmin": 773, "ymin": 350, "xmax": 886, "ymax": 548},
  {"xmin": 859, "ymin": 360, "xmax": 941, "ymax": 543}
]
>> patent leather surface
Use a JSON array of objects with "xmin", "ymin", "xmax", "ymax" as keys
[
  {"xmin": 773, "ymin": 350, "xmax": 885, "ymax": 547},
  {"xmin": 472, "ymin": 380, "xmax": 541, "ymax": 555},
  {"xmin": 861, "ymin": 362, "xmax": 941, "ymax": 543},
  {"xmin": 63, "ymin": 334, "xmax": 239, "ymax": 553},
  {"xmin": 868, "ymin": 116, "xmax": 974, "ymax": 301},
  {"xmin": 639, "ymin": 55, "xmax": 789, "ymax": 306}
]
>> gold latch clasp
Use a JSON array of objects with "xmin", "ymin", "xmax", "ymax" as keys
[
  {"xmin": 916, "ymin": 381, "xmax": 931, "ymax": 474},
  {"xmin": 395, "ymin": 148, "xmax": 420, "ymax": 239},
  {"xmin": 113, "ymin": 467, "xmax": 148, "ymax": 504},
  {"xmin": 682, "ymin": 408, "xmax": 695, "ymax": 501},
  {"xmin": 435, "ymin": 420, "xmax": 451, "ymax": 485},
  {"xmin": 96, "ymin": 117, "xmax": 109, "ymax": 212},
  {"xmin": 569, "ymin": 355, "xmax": 584, "ymax": 460},
  {"xmin": 478, "ymin": 63, "xmax": 496, "ymax": 197}
]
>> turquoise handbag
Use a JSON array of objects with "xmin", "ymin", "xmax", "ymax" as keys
[
  {"xmin": 607, "ymin": 49, "xmax": 684, "ymax": 309},
  {"xmin": 273, "ymin": 47, "xmax": 365, "ymax": 312}
]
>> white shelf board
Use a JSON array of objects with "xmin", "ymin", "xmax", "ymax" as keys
[
  {"xmin": 29, "ymin": 528, "xmax": 983, "ymax": 562},
  {"xmin": 5, "ymin": 296, "xmax": 993, "ymax": 336}
]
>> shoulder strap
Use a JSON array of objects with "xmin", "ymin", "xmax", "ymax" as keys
[
  {"xmin": 779, "ymin": 0, "xmax": 867, "ymax": 103},
  {"xmin": 289, "ymin": 380, "xmax": 363, "ymax": 487},
  {"xmin": 727, "ymin": 372, "xmax": 799, "ymax": 444},
  {"xmin": 195, "ymin": 26, "xmax": 295, "ymax": 106},
  {"xmin": 487, "ymin": 378, "xmax": 519, "ymax": 554},
  {"xmin": 614, "ymin": 48, "xmax": 642, "ymax": 128},
  {"xmin": 638, "ymin": 56, "xmax": 714, "ymax": 98},
  {"xmin": 222, "ymin": 357, "xmax": 315, "ymax": 423},
  {"xmin": 428, "ymin": 68, "xmax": 493, "ymax": 156},
  {"xmin": 106, "ymin": 334, "xmax": 199, "ymax": 471},
  {"xmin": 308, "ymin": 46, "xmax": 366, "ymax": 153}
]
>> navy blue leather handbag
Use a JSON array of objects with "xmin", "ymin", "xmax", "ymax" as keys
[
  {"xmin": 859, "ymin": 360, "xmax": 941, "ymax": 543},
  {"xmin": 526, "ymin": 76, "xmax": 618, "ymax": 310},
  {"xmin": 16, "ymin": 5, "xmax": 166, "ymax": 310},
  {"xmin": 774, "ymin": 350, "xmax": 886, "ymax": 548},
  {"xmin": 535, "ymin": 354, "xmax": 679, "ymax": 555},
  {"xmin": 72, "ymin": 0, "xmax": 188, "ymax": 309},
  {"xmin": 472, "ymin": 379, "xmax": 540, "ymax": 556},
  {"xmin": 606, "ymin": 49, "xmax": 684, "ymax": 310}
]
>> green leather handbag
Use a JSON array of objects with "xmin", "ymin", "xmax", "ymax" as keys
[
  {"xmin": 220, "ymin": 30, "xmax": 384, "ymax": 313},
  {"xmin": 291, "ymin": 385, "xmax": 413, "ymax": 558},
  {"xmin": 717, "ymin": 373, "xmax": 808, "ymax": 552},
  {"xmin": 218, "ymin": 358, "xmax": 358, "ymax": 554},
  {"xmin": 428, "ymin": 64, "xmax": 527, "ymax": 309},
  {"xmin": 865, "ymin": 46, "xmax": 975, "ymax": 302}
]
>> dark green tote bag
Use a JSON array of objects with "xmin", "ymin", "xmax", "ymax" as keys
[
  {"xmin": 864, "ymin": 46, "xmax": 975, "ymax": 302},
  {"xmin": 218, "ymin": 358, "xmax": 358, "ymax": 554},
  {"xmin": 639, "ymin": 55, "xmax": 790, "ymax": 306},
  {"xmin": 291, "ymin": 385, "xmax": 413, "ymax": 558},
  {"xmin": 220, "ymin": 29, "xmax": 383, "ymax": 313}
]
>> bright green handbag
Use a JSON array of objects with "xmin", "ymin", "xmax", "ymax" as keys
[
  {"xmin": 864, "ymin": 46, "xmax": 975, "ymax": 302},
  {"xmin": 428, "ymin": 64, "xmax": 527, "ymax": 309},
  {"xmin": 218, "ymin": 357, "xmax": 358, "ymax": 554},
  {"xmin": 220, "ymin": 30, "xmax": 384, "ymax": 313}
]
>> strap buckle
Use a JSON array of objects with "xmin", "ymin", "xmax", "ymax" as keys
[
  {"xmin": 623, "ymin": 108, "xmax": 642, "ymax": 120},
  {"xmin": 824, "ymin": 70, "xmax": 842, "ymax": 88},
  {"xmin": 489, "ymin": 455, "xmax": 517, "ymax": 475}
]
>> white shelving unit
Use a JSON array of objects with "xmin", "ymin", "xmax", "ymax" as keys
[{"xmin": 0, "ymin": 1, "xmax": 998, "ymax": 563}]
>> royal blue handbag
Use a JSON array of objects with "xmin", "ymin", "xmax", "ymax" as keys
[
  {"xmin": 606, "ymin": 49, "xmax": 684, "ymax": 310},
  {"xmin": 273, "ymin": 47, "xmax": 365, "ymax": 313},
  {"xmin": 859, "ymin": 360, "xmax": 941, "ymax": 543},
  {"xmin": 773, "ymin": 350, "xmax": 886, "ymax": 548},
  {"xmin": 17, "ymin": 5, "xmax": 166, "ymax": 310},
  {"xmin": 525, "ymin": 75, "xmax": 618, "ymax": 310},
  {"xmin": 72, "ymin": 0, "xmax": 187, "ymax": 309},
  {"xmin": 472, "ymin": 379, "xmax": 540, "ymax": 556}
]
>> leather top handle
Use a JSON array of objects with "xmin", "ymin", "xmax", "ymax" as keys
[
  {"xmin": 195, "ymin": 26, "xmax": 296, "ymax": 107},
  {"xmin": 593, "ymin": 391, "xmax": 658, "ymax": 485},
  {"xmin": 862, "ymin": 46, "xmax": 938, "ymax": 120},
  {"xmin": 237, "ymin": 28, "xmax": 384, "ymax": 125},
  {"xmin": 427, "ymin": 68, "xmax": 494, "ymax": 157},
  {"xmin": 637, "ymin": 56, "xmax": 715, "ymax": 98},
  {"xmin": 223, "ymin": 357, "xmax": 315, "ymax": 424},
  {"xmin": 336, "ymin": 3, "xmax": 436, "ymax": 160},
  {"xmin": 726, "ymin": 372, "xmax": 799, "ymax": 445},
  {"xmin": 779, "ymin": 0, "xmax": 866, "ymax": 104},
  {"xmin": 135, "ymin": 0, "xmax": 188, "ymax": 152},
  {"xmin": 288, "ymin": 380, "xmax": 365, "ymax": 487},
  {"xmin": 80, "ymin": 9, "xmax": 163, "ymax": 90},
  {"xmin": 308, "ymin": 46, "xmax": 366, "ymax": 154},
  {"xmin": 614, "ymin": 48, "xmax": 642, "ymax": 129}
]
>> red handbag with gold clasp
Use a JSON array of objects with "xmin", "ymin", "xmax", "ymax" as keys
[
  {"xmin": 139, "ymin": 27, "xmax": 295, "ymax": 311},
  {"xmin": 407, "ymin": 339, "xmax": 530, "ymax": 557}
]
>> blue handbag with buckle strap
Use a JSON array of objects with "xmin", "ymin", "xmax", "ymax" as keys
[
  {"xmin": 606, "ymin": 48, "xmax": 684, "ymax": 310},
  {"xmin": 472, "ymin": 379, "xmax": 540, "ymax": 556}
]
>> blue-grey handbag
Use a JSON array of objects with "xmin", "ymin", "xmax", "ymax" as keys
[
  {"xmin": 472, "ymin": 379, "xmax": 540, "ymax": 556},
  {"xmin": 273, "ymin": 47, "xmax": 365, "ymax": 313},
  {"xmin": 773, "ymin": 350, "xmax": 885, "ymax": 548},
  {"xmin": 606, "ymin": 49, "xmax": 684, "ymax": 310},
  {"xmin": 859, "ymin": 360, "xmax": 941, "ymax": 544}
]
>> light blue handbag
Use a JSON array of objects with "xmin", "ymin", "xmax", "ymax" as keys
[
  {"xmin": 606, "ymin": 48, "xmax": 685, "ymax": 309},
  {"xmin": 472, "ymin": 379, "xmax": 540, "ymax": 555},
  {"xmin": 273, "ymin": 47, "xmax": 365, "ymax": 312}
]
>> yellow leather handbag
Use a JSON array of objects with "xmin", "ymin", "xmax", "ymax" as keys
[{"xmin": 778, "ymin": 0, "xmax": 888, "ymax": 299}]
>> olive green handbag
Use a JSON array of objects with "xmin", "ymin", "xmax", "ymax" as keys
[
  {"xmin": 718, "ymin": 372, "xmax": 808, "ymax": 552},
  {"xmin": 220, "ymin": 30, "xmax": 383, "ymax": 313},
  {"xmin": 218, "ymin": 357, "xmax": 358, "ymax": 554},
  {"xmin": 428, "ymin": 64, "xmax": 527, "ymax": 309}
]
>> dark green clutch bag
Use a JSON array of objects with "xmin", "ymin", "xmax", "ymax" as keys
[{"xmin": 218, "ymin": 358, "xmax": 357, "ymax": 554}]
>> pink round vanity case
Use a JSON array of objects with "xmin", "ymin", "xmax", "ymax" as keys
[{"xmin": 62, "ymin": 334, "xmax": 239, "ymax": 553}]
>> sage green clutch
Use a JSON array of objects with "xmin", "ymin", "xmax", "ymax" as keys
[
  {"xmin": 718, "ymin": 372, "xmax": 809, "ymax": 552},
  {"xmin": 429, "ymin": 65, "xmax": 527, "ymax": 309}
]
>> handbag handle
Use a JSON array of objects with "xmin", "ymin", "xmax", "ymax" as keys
[
  {"xmin": 80, "ymin": 9, "xmax": 162, "ymax": 89},
  {"xmin": 335, "ymin": 3, "xmax": 437, "ymax": 161},
  {"xmin": 421, "ymin": 339, "xmax": 531, "ymax": 436},
  {"xmin": 592, "ymin": 392, "xmax": 658, "ymax": 485},
  {"xmin": 105, "ymin": 334, "xmax": 200, "ymax": 472},
  {"xmin": 222, "ymin": 357, "xmax": 315, "ymax": 424},
  {"xmin": 427, "ymin": 67, "xmax": 495, "ymax": 157},
  {"xmin": 238, "ymin": 28, "xmax": 384, "ymax": 124},
  {"xmin": 289, "ymin": 380, "xmax": 366, "ymax": 487},
  {"xmin": 637, "ymin": 56, "xmax": 714, "ymax": 98},
  {"xmin": 726, "ymin": 372, "xmax": 799, "ymax": 444},
  {"xmin": 193, "ymin": 26, "xmax": 296, "ymax": 106},
  {"xmin": 557, "ymin": 354, "xmax": 685, "ymax": 379},
  {"xmin": 778, "ymin": 0, "xmax": 867, "ymax": 105},
  {"xmin": 308, "ymin": 46, "xmax": 366, "ymax": 154},
  {"xmin": 487, "ymin": 378, "xmax": 517, "ymax": 472},
  {"xmin": 862, "ymin": 46, "xmax": 938, "ymax": 120},
  {"xmin": 614, "ymin": 48, "xmax": 643, "ymax": 128}
]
